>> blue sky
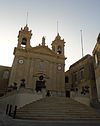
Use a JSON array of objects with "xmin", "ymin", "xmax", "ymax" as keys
[{"xmin": 0, "ymin": 0, "xmax": 100, "ymax": 71}]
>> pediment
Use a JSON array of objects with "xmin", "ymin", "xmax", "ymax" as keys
[{"xmin": 30, "ymin": 45, "xmax": 56, "ymax": 56}]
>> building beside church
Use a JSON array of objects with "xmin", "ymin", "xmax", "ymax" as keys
[
  {"xmin": 65, "ymin": 33, "xmax": 100, "ymax": 103},
  {"xmin": 65, "ymin": 55, "xmax": 97, "ymax": 101},
  {"xmin": 0, "ymin": 66, "xmax": 11, "ymax": 96},
  {"xmin": 93, "ymin": 33, "xmax": 100, "ymax": 102}
]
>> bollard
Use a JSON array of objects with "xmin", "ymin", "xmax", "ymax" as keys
[
  {"xmin": 6, "ymin": 104, "xmax": 9, "ymax": 115},
  {"xmin": 8, "ymin": 104, "xmax": 12, "ymax": 116},
  {"xmin": 13, "ymin": 105, "xmax": 17, "ymax": 119}
]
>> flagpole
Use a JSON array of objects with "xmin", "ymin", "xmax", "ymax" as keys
[
  {"xmin": 57, "ymin": 21, "xmax": 58, "ymax": 34},
  {"xmin": 26, "ymin": 12, "xmax": 28, "ymax": 25},
  {"xmin": 80, "ymin": 30, "xmax": 84, "ymax": 57}
]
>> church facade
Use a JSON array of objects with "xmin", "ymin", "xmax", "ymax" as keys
[{"xmin": 8, "ymin": 25, "xmax": 66, "ymax": 95}]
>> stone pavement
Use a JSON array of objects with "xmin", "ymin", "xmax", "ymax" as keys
[{"xmin": 0, "ymin": 113, "xmax": 100, "ymax": 126}]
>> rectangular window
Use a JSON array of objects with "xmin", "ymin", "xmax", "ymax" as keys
[
  {"xmin": 80, "ymin": 68, "xmax": 84, "ymax": 80},
  {"xmin": 38, "ymin": 62, "xmax": 45, "ymax": 72},
  {"xmin": 74, "ymin": 72, "xmax": 78, "ymax": 82}
]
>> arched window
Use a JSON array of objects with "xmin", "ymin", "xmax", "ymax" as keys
[{"xmin": 2, "ymin": 70, "xmax": 10, "ymax": 79}]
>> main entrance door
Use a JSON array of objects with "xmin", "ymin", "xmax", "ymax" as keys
[
  {"xmin": 35, "ymin": 75, "xmax": 46, "ymax": 92},
  {"xmin": 66, "ymin": 91, "xmax": 70, "ymax": 97}
]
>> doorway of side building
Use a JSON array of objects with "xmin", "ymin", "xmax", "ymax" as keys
[{"xmin": 66, "ymin": 91, "xmax": 70, "ymax": 97}]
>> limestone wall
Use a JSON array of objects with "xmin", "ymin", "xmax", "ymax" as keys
[
  {"xmin": 0, "ymin": 89, "xmax": 43, "ymax": 113},
  {"xmin": 96, "ymin": 77, "xmax": 100, "ymax": 102},
  {"xmin": 70, "ymin": 91, "xmax": 90, "ymax": 106}
]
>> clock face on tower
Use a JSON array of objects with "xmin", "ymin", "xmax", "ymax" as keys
[
  {"xmin": 57, "ymin": 64, "xmax": 62, "ymax": 70},
  {"xmin": 18, "ymin": 59, "xmax": 24, "ymax": 64}
]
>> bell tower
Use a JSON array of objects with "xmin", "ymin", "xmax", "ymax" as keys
[
  {"xmin": 8, "ymin": 25, "xmax": 32, "ymax": 89},
  {"xmin": 51, "ymin": 33, "xmax": 65, "ymax": 56},
  {"xmin": 17, "ymin": 25, "xmax": 32, "ymax": 49}
]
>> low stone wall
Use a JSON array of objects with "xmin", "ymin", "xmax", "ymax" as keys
[
  {"xmin": 49, "ymin": 90, "xmax": 65, "ymax": 97},
  {"xmin": 70, "ymin": 91, "xmax": 90, "ymax": 106},
  {"xmin": 0, "ymin": 88, "xmax": 43, "ymax": 113},
  {"xmin": 74, "ymin": 96, "xmax": 90, "ymax": 106}
]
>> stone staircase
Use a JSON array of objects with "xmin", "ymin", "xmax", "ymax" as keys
[{"xmin": 15, "ymin": 96, "xmax": 100, "ymax": 121}]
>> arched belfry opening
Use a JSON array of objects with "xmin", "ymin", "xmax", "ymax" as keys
[
  {"xmin": 57, "ymin": 45, "xmax": 62, "ymax": 54},
  {"xmin": 21, "ymin": 37, "xmax": 27, "ymax": 45}
]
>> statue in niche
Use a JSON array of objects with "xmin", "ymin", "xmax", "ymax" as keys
[
  {"xmin": 20, "ymin": 79, "xmax": 26, "ymax": 88},
  {"xmin": 7, "ymin": 85, "xmax": 13, "ymax": 92},
  {"xmin": 46, "ymin": 90, "xmax": 51, "ymax": 97},
  {"xmin": 81, "ymin": 85, "xmax": 89, "ymax": 95},
  {"xmin": 13, "ymin": 82, "xmax": 17, "ymax": 90},
  {"xmin": 7, "ymin": 82, "xmax": 17, "ymax": 92}
]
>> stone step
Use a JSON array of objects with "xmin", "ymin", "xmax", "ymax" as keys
[
  {"xmin": 17, "ymin": 107, "xmax": 97, "ymax": 113},
  {"xmin": 18, "ymin": 110, "xmax": 92, "ymax": 113},
  {"xmin": 19, "ymin": 104, "xmax": 90, "ymax": 109},
  {"xmin": 16, "ymin": 115, "xmax": 100, "ymax": 121},
  {"xmin": 16, "ymin": 113, "xmax": 100, "ymax": 117},
  {"xmin": 17, "ymin": 108, "xmax": 97, "ymax": 113},
  {"xmin": 15, "ymin": 96, "xmax": 100, "ymax": 120},
  {"xmin": 17, "ymin": 112, "xmax": 98, "ymax": 116},
  {"xmin": 18, "ymin": 106, "xmax": 91, "ymax": 109}
]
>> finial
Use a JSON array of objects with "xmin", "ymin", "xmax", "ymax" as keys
[
  {"xmin": 56, "ymin": 33, "xmax": 61, "ymax": 40},
  {"xmin": 24, "ymin": 24, "xmax": 29, "ymax": 31}
]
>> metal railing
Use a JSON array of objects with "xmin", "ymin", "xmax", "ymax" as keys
[{"xmin": 5, "ymin": 104, "xmax": 17, "ymax": 119}]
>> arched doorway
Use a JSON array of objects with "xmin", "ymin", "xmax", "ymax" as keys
[{"xmin": 35, "ymin": 75, "xmax": 46, "ymax": 92}]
